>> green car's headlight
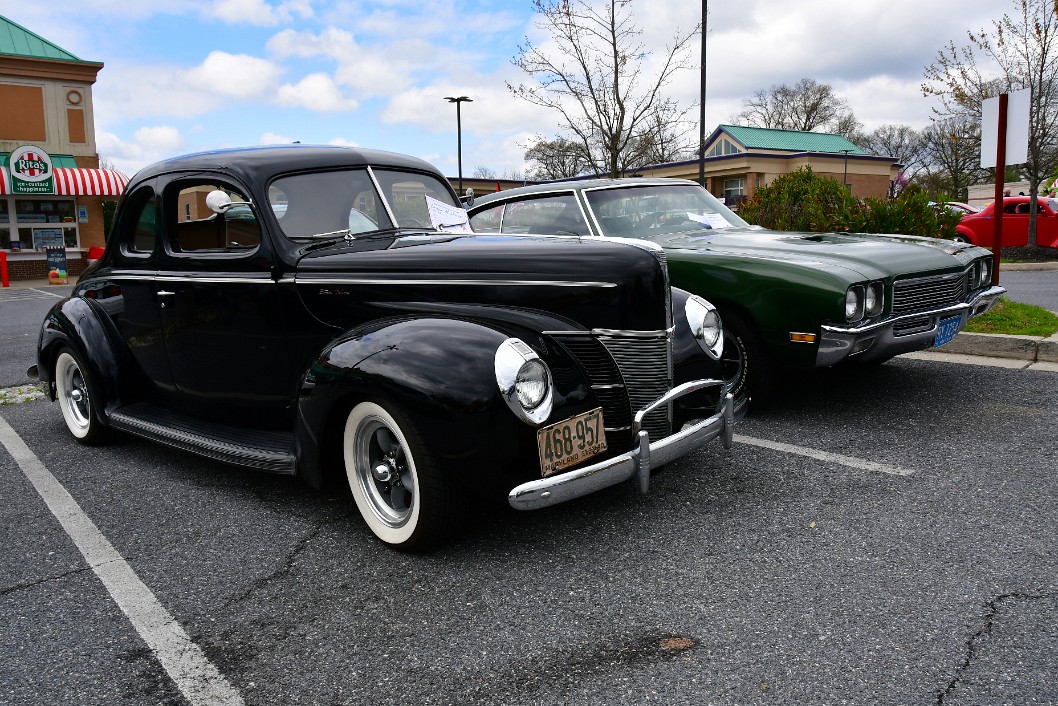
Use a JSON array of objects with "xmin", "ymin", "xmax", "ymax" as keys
[{"xmin": 845, "ymin": 286, "xmax": 864, "ymax": 322}]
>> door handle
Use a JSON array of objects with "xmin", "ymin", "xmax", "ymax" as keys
[{"xmin": 157, "ymin": 290, "xmax": 175, "ymax": 308}]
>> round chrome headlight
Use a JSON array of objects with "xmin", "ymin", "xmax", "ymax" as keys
[
  {"xmin": 845, "ymin": 287, "xmax": 864, "ymax": 322},
  {"xmin": 685, "ymin": 295, "xmax": 724, "ymax": 359},
  {"xmin": 515, "ymin": 359, "xmax": 549, "ymax": 410},
  {"xmin": 495, "ymin": 338, "xmax": 554, "ymax": 425}
]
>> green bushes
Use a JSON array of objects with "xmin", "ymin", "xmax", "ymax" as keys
[{"xmin": 738, "ymin": 167, "xmax": 960, "ymax": 239}]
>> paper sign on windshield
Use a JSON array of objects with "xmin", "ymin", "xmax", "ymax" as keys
[
  {"xmin": 686, "ymin": 212, "xmax": 731, "ymax": 229},
  {"xmin": 426, "ymin": 195, "xmax": 473, "ymax": 233}
]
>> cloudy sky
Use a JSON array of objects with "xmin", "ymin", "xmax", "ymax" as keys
[{"xmin": 3, "ymin": 0, "xmax": 1006, "ymax": 179}]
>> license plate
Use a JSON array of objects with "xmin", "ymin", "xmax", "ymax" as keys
[
  {"xmin": 537, "ymin": 408, "xmax": 608, "ymax": 477},
  {"xmin": 933, "ymin": 315, "xmax": 962, "ymax": 348}
]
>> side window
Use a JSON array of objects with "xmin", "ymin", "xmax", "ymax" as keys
[
  {"xmin": 115, "ymin": 186, "xmax": 159, "ymax": 256},
  {"xmin": 469, "ymin": 204, "xmax": 503, "ymax": 232},
  {"xmin": 499, "ymin": 194, "xmax": 586, "ymax": 235},
  {"xmin": 169, "ymin": 183, "xmax": 262, "ymax": 253}
]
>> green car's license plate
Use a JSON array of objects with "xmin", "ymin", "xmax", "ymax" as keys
[
  {"xmin": 933, "ymin": 315, "xmax": 962, "ymax": 348},
  {"xmin": 537, "ymin": 408, "xmax": 608, "ymax": 477}
]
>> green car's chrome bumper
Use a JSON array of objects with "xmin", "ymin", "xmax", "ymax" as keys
[
  {"xmin": 816, "ymin": 285, "xmax": 1005, "ymax": 366},
  {"xmin": 508, "ymin": 381, "xmax": 735, "ymax": 511}
]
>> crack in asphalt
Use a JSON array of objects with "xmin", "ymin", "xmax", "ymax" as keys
[
  {"xmin": 937, "ymin": 590, "xmax": 1058, "ymax": 705},
  {"xmin": 225, "ymin": 512, "xmax": 353, "ymax": 607},
  {"xmin": 0, "ymin": 565, "xmax": 97, "ymax": 596}
]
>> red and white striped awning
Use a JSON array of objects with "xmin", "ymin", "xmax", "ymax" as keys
[{"xmin": 0, "ymin": 166, "xmax": 129, "ymax": 196}]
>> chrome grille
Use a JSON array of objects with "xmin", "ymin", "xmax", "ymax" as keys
[
  {"xmin": 550, "ymin": 333, "xmax": 672, "ymax": 448},
  {"xmin": 892, "ymin": 271, "xmax": 967, "ymax": 314}
]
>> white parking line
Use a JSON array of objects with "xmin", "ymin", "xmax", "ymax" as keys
[
  {"xmin": 734, "ymin": 434, "xmax": 914, "ymax": 477},
  {"xmin": 0, "ymin": 415, "xmax": 245, "ymax": 706}
]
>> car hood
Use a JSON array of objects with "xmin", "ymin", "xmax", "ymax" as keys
[
  {"xmin": 651, "ymin": 227, "xmax": 979, "ymax": 280},
  {"xmin": 294, "ymin": 232, "xmax": 671, "ymax": 333}
]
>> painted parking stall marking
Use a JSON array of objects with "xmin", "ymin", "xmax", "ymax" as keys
[
  {"xmin": 0, "ymin": 415, "xmax": 245, "ymax": 706},
  {"xmin": 734, "ymin": 434, "xmax": 914, "ymax": 477}
]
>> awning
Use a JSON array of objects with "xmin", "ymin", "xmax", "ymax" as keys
[{"xmin": 0, "ymin": 166, "xmax": 129, "ymax": 196}]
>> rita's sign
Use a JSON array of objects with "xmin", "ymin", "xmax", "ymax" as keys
[{"xmin": 8, "ymin": 145, "xmax": 54, "ymax": 194}]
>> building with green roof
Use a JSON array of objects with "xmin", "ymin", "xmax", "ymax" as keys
[
  {"xmin": 627, "ymin": 124, "xmax": 900, "ymax": 205},
  {"xmin": 1, "ymin": 14, "xmax": 119, "ymax": 282}
]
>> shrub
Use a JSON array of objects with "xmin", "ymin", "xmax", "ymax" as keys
[{"xmin": 739, "ymin": 168, "xmax": 959, "ymax": 238}]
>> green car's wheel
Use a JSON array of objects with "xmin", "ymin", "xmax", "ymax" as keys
[{"xmin": 720, "ymin": 312, "xmax": 774, "ymax": 408}]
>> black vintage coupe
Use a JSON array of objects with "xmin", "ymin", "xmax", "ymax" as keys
[{"xmin": 32, "ymin": 146, "xmax": 734, "ymax": 550}]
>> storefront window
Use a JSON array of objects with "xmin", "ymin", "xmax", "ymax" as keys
[{"xmin": 3, "ymin": 197, "xmax": 79, "ymax": 250}]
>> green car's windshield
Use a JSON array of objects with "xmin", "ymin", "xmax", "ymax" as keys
[{"xmin": 583, "ymin": 184, "xmax": 750, "ymax": 238}]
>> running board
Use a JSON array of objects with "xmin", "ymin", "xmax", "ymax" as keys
[{"xmin": 108, "ymin": 403, "xmax": 296, "ymax": 474}]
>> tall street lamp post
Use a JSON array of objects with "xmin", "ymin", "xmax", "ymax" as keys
[{"xmin": 445, "ymin": 96, "xmax": 473, "ymax": 193}]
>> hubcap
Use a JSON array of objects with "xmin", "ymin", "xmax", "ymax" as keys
[
  {"xmin": 60, "ymin": 357, "xmax": 91, "ymax": 430},
  {"xmin": 355, "ymin": 417, "xmax": 414, "ymax": 528}
]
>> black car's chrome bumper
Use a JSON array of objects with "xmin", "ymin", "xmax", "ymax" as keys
[
  {"xmin": 508, "ymin": 380, "xmax": 735, "ymax": 511},
  {"xmin": 815, "ymin": 285, "xmax": 1005, "ymax": 366}
]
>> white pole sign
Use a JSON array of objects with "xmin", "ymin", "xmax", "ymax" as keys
[{"xmin": 981, "ymin": 89, "xmax": 1030, "ymax": 168}]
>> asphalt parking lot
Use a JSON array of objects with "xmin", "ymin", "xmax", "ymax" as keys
[{"xmin": 2, "ymin": 353, "xmax": 1056, "ymax": 705}]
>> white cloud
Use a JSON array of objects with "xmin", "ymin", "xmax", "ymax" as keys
[
  {"xmin": 259, "ymin": 131, "xmax": 297, "ymax": 144},
  {"xmin": 186, "ymin": 51, "xmax": 283, "ymax": 99},
  {"xmin": 276, "ymin": 73, "xmax": 360, "ymax": 111},
  {"xmin": 207, "ymin": 0, "xmax": 282, "ymax": 26},
  {"xmin": 97, "ymin": 126, "xmax": 184, "ymax": 176},
  {"xmin": 328, "ymin": 137, "xmax": 360, "ymax": 147}
]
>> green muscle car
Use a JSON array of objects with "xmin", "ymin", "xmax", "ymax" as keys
[{"xmin": 467, "ymin": 178, "xmax": 1005, "ymax": 409}]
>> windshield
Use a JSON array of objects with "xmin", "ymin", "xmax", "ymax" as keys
[
  {"xmin": 267, "ymin": 168, "xmax": 461, "ymax": 240},
  {"xmin": 583, "ymin": 184, "xmax": 750, "ymax": 238}
]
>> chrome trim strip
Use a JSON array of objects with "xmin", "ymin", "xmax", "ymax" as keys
[
  {"xmin": 293, "ymin": 277, "xmax": 618, "ymax": 287},
  {"xmin": 104, "ymin": 273, "xmax": 275, "ymax": 284},
  {"xmin": 592, "ymin": 328, "xmax": 669, "ymax": 338},
  {"xmin": 367, "ymin": 166, "xmax": 399, "ymax": 227}
]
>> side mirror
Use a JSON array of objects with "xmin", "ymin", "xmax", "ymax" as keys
[
  {"xmin": 463, "ymin": 188, "xmax": 475, "ymax": 208},
  {"xmin": 205, "ymin": 190, "xmax": 233, "ymax": 214}
]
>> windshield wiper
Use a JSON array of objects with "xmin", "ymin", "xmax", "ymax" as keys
[{"xmin": 292, "ymin": 227, "xmax": 403, "ymax": 241}]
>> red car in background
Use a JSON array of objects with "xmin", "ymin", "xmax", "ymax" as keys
[{"xmin": 954, "ymin": 196, "xmax": 1058, "ymax": 248}]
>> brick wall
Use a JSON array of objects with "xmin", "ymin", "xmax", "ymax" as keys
[{"xmin": 5, "ymin": 256, "xmax": 87, "ymax": 281}]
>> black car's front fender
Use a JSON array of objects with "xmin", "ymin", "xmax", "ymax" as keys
[
  {"xmin": 36, "ymin": 297, "xmax": 122, "ymax": 417},
  {"xmin": 294, "ymin": 317, "xmax": 539, "ymax": 491}
]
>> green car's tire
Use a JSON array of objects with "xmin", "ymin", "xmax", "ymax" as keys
[{"xmin": 721, "ymin": 312, "xmax": 774, "ymax": 408}]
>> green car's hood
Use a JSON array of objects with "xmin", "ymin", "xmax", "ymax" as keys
[{"xmin": 653, "ymin": 227, "xmax": 979, "ymax": 280}]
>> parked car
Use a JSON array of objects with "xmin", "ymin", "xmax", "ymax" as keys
[
  {"xmin": 945, "ymin": 201, "xmax": 980, "ymax": 214},
  {"xmin": 954, "ymin": 195, "xmax": 1058, "ymax": 248},
  {"xmin": 31, "ymin": 147, "xmax": 735, "ymax": 551},
  {"xmin": 467, "ymin": 178, "xmax": 1005, "ymax": 406}
]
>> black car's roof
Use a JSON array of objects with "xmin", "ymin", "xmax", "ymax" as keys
[{"xmin": 131, "ymin": 144, "xmax": 441, "ymax": 184}]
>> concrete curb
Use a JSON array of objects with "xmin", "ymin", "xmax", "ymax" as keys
[{"xmin": 938, "ymin": 331, "xmax": 1058, "ymax": 362}]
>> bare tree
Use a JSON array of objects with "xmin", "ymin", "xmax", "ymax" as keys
[
  {"xmin": 919, "ymin": 117, "xmax": 988, "ymax": 201},
  {"xmin": 524, "ymin": 136, "xmax": 591, "ymax": 180},
  {"xmin": 923, "ymin": 0, "xmax": 1058, "ymax": 246},
  {"xmin": 853, "ymin": 124, "xmax": 929, "ymax": 194},
  {"xmin": 733, "ymin": 78, "xmax": 862, "ymax": 138},
  {"xmin": 509, "ymin": 0, "xmax": 700, "ymax": 178}
]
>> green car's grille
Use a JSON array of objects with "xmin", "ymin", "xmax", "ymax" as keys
[
  {"xmin": 550, "ymin": 333, "xmax": 672, "ymax": 449},
  {"xmin": 892, "ymin": 271, "xmax": 968, "ymax": 314}
]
